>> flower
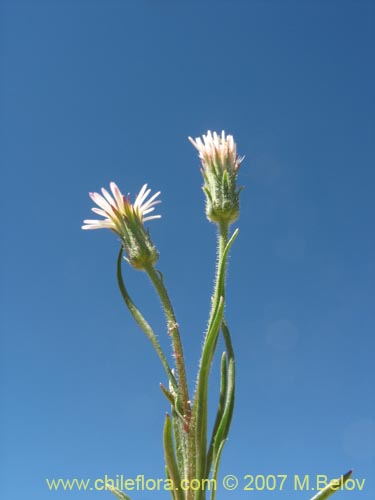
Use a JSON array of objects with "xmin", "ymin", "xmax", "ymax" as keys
[
  {"xmin": 82, "ymin": 182, "xmax": 161, "ymax": 269},
  {"xmin": 188, "ymin": 130, "xmax": 243, "ymax": 174},
  {"xmin": 189, "ymin": 131, "xmax": 243, "ymax": 224},
  {"xmin": 82, "ymin": 182, "xmax": 161, "ymax": 232}
]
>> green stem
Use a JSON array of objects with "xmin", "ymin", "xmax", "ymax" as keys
[
  {"xmin": 144, "ymin": 264, "xmax": 192, "ymax": 499},
  {"xmin": 144, "ymin": 264, "xmax": 190, "ymax": 421},
  {"xmin": 216, "ymin": 221, "xmax": 229, "ymax": 301}
]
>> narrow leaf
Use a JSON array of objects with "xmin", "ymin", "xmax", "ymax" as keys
[
  {"xmin": 206, "ymin": 352, "xmax": 228, "ymax": 475},
  {"xmin": 116, "ymin": 248, "xmax": 177, "ymax": 391},
  {"xmin": 160, "ymin": 383, "xmax": 175, "ymax": 406},
  {"xmin": 172, "ymin": 408, "xmax": 187, "ymax": 481},
  {"xmin": 193, "ymin": 296, "xmax": 225, "ymax": 486},
  {"xmin": 163, "ymin": 414, "xmax": 184, "ymax": 500},
  {"xmin": 309, "ymin": 471, "xmax": 353, "ymax": 500},
  {"xmin": 165, "ymin": 466, "xmax": 177, "ymax": 500},
  {"xmin": 108, "ymin": 486, "xmax": 132, "ymax": 500},
  {"xmin": 207, "ymin": 321, "xmax": 236, "ymax": 483},
  {"xmin": 213, "ymin": 320, "xmax": 235, "ymax": 451},
  {"xmin": 210, "ymin": 440, "xmax": 225, "ymax": 500}
]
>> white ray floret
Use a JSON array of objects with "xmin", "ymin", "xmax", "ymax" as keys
[
  {"xmin": 188, "ymin": 130, "xmax": 244, "ymax": 171},
  {"xmin": 82, "ymin": 182, "xmax": 161, "ymax": 232}
]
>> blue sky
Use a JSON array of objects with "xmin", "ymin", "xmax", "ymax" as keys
[{"xmin": 1, "ymin": 1, "xmax": 374, "ymax": 499}]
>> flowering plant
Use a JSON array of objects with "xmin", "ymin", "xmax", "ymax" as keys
[{"xmin": 82, "ymin": 131, "xmax": 351, "ymax": 500}]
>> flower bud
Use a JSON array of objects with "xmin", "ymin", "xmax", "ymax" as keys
[{"xmin": 189, "ymin": 130, "xmax": 244, "ymax": 224}]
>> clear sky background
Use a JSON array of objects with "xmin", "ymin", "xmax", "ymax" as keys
[{"xmin": 1, "ymin": 1, "xmax": 374, "ymax": 499}]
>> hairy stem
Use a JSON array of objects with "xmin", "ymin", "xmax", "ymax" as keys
[{"xmin": 144, "ymin": 264, "xmax": 192, "ymax": 498}]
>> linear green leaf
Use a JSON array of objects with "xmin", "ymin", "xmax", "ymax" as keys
[
  {"xmin": 193, "ymin": 296, "xmax": 225, "ymax": 491},
  {"xmin": 108, "ymin": 486, "xmax": 132, "ymax": 500},
  {"xmin": 171, "ymin": 408, "xmax": 187, "ymax": 481},
  {"xmin": 165, "ymin": 466, "xmax": 177, "ymax": 500},
  {"xmin": 213, "ymin": 320, "xmax": 235, "ymax": 453},
  {"xmin": 206, "ymin": 351, "xmax": 227, "ymax": 476},
  {"xmin": 160, "ymin": 383, "xmax": 175, "ymax": 406},
  {"xmin": 116, "ymin": 247, "xmax": 177, "ymax": 391},
  {"xmin": 309, "ymin": 471, "xmax": 353, "ymax": 500},
  {"xmin": 210, "ymin": 440, "xmax": 225, "ymax": 500},
  {"xmin": 163, "ymin": 414, "xmax": 184, "ymax": 500}
]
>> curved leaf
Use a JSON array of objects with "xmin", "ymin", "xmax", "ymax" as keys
[{"xmin": 116, "ymin": 248, "xmax": 177, "ymax": 391}]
